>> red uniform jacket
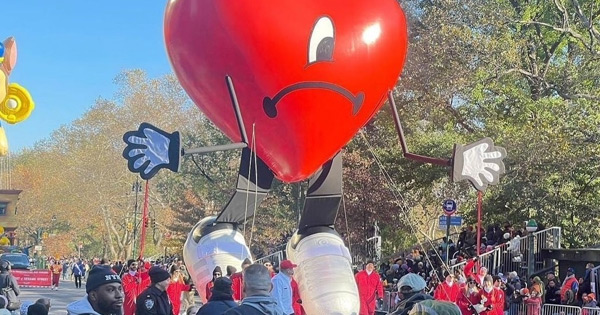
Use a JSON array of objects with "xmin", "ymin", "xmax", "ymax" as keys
[
  {"xmin": 480, "ymin": 287, "xmax": 503, "ymax": 315},
  {"xmin": 355, "ymin": 270, "xmax": 384, "ymax": 315},
  {"xmin": 166, "ymin": 277, "xmax": 192, "ymax": 315},
  {"xmin": 122, "ymin": 272, "xmax": 145, "ymax": 315},
  {"xmin": 433, "ymin": 281, "xmax": 460, "ymax": 303},
  {"xmin": 205, "ymin": 280, "xmax": 214, "ymax": 301},
  {"xmin": 231, "ymin": 272, "xmax": 244, "ymax": 301},
  {"xmin": 464, "ymin": 260, "xmax": 480, "ymax": 279},
  {"xmin": 457, "ymin": 286, "xmax": 482, "ymax": 315},
  {"xmin": 291, "ymin": 278, "xmax": 305, "ymax": 315}
]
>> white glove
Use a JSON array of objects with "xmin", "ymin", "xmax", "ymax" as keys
[
  {"xmin": 453, "ymin": 138, "xmax": 507, "ymax": 191},
  {"xmin": 123, "ymin": 123, "xmax": 181, "ymax": 179}
]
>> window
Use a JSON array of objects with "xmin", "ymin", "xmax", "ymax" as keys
[{"xmin": 0, "ymin": 202, "xmax": 8, "ymax": 216}]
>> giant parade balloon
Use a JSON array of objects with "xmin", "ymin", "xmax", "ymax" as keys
[{"xmin": 164, "ymin": 0, "xmax": 408, "ymax": 182}]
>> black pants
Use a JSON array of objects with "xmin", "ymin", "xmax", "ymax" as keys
[{"xmin": 74, "ymin": 275, "xmax": 82, "ymax": 288}]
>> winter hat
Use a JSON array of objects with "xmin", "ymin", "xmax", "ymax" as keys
[
  {"xmin": 392, "ymin": 264, "xmax": 400, "ymax": 271},
  {"xmin": 127, "ymin": 259, "xmax": 136, "ymax": 267},
  {"xmin": 241, "ymin": 258, "xmax": 252, "ymax": 267},
  {"xmin": 503, "ymin": 233, "xmax": 511, "ymax": 239},
  {"xmin": 86, "ymin": 266, "xmax": 121, "ymax": 293},
  {"xmin": 212, "ymin": 277, "xmax": 233, "ymax": 295},
  {"xmin": 149, "ymin": 266, "xmax": 171, "ymax": 284},
  {"xmin": 589, "ymin": 293, "xmax": 596, "ymax": 301},
  {"xmin": 27, "ymin": 303, "xmax": 48, "ymax": 315},
  {"xmin": 213, "ymin": 266, "xmax": 222, "ymax": 275},
  {"xmin": 226, "ymin": 265, "xmax": 237, "ymax": 276}
]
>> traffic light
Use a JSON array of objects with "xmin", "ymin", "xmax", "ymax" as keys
[{"xmin": 144, "ymin": 219, "xmax": 148, "ymax": 228}]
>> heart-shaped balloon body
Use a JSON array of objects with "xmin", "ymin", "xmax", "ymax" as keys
[{"xmin": 165, "ymin": 0, "xmax": 408, "ymax": 182}]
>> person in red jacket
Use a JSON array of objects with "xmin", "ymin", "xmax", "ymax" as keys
[
  {"xmin": 291, "ymin": 277, "xmax": 305, "ymax": 315},
  {"xmin": 205, "ymin": 266, "xmax": 222, "ymax": 301},
  {"xmin": 492, "ymin": 276, "xmax": 505, "ymax": 315},
  {"xmin": 230, "ymin": 258, "xmax": 252, "ymax": 301},
  {"xmin": 479, "ymin": 275, "xmax": 502, "ymax": 315},
  {"xmin": 166, "ymin": 264, "xmax": 193, "ymax": 315},
  {"xmin": 464, "ymin": 257, "xmax": 480, "ymax": 279},
  {"xmin": 122, "ymin": 260, "xmax": 144, "ymax": 315},
  {"xmin": 355, "ymin": 260, "xmax": 384, "ymax": 315},
  {"xmin": 457, "ymin": 276, "xmax": 482, "ymax": 315},
  {"xmin": 561, "ymin": 267, "xmax": 579, "ymax": 304},
  {"xmin": 434, "ymin": 273, "xmax": 460, "ymax": 303}
]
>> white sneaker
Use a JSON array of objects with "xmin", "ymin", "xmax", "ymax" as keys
[{"xmin": 286, "ymin": 231, "xmax": 360, "ymax": 315}]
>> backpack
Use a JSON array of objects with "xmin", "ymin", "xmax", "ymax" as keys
[{"xmin": 0, "ymin": 274, "xmax": 21, "ymax": 310}]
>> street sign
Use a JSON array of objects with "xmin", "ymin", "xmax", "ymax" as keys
[
  {"xmin": 442, "ymin": 199, "xmax": 457, "ymax": 215},
  {"xmin": 439, "ymin": 215, "xmax": 462, "ymax": 227}
]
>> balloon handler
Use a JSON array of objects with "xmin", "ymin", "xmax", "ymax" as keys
[{"xmin": 122, "ymin": 0, "xmax": 506, "ymax": 313}]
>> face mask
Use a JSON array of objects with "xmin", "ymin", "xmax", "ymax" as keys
[{"xmin": 129, "ymin": 270, "xmax": 136, "ymax": 276}]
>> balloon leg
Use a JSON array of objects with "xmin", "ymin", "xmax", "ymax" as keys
[{"xmin": 287, "ymin": 230, "xmax": 359, "ymax": 315}]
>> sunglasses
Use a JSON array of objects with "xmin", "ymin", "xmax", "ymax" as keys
[
  {"xmin": 264, "ymin": 264, "xmax": 272, "ymax": 267},
  {"xmin": 213, "ymin": 273, "xmax": 221, "ymax": 276},
  {"xmin": 468, "ymin": 281, "xmax": 476, "ymax": 284}
]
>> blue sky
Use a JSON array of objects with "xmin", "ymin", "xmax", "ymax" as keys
[{"xmin": 3, "ymin": 1, "xmax": 173, "ymax": 152}]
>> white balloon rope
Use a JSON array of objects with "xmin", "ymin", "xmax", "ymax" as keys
[
  {"xmin": 359, "ymin": 130, "xmax": 455, "ymax": 298},
  {"xmin": 248, "ymin": 123, "xmax": 258, "ymax": 247}
]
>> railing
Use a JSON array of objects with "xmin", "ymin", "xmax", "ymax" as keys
[
  {"xmin": 590, "ymin": 265, "xmax": 600, "ymax": 296},
  {"xmin": 582, "ymin": 307, "xmax": 600, "ymax": 315},
  {"xmin": 541, "ymin": 304, "xmax": 581, "ymax": 315},
  {"xmin": 254, "ymin": 250, "xmax": 285, "ymax": 266},
  {"xmin": 449, "ymin": 227, "xmax": 561, "ymax": 277}
]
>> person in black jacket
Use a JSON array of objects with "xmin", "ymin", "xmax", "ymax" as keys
[
  {"xmin": 545, "ymin": 280, "xmax": 561, "ymax": 304},
  {"xmin": 136, "ymin": 266, "xmax": 173, "ymax": 315},
  {"xmin": 0, "ymin": 259, "xmax": 20, "ymax": 311},
  {"xmin": 197, "ymin": 277, "xmax": 237, "ymax": 315}
]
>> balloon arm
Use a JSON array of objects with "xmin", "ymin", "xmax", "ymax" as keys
[
  {"xmin": 226, "ymin": 75, "xmax": 249, "ymax": 144},
  {"xmin": 387, "ymin": 91, "xmax": 452, "ymax": 167},
  {"xmin": 182, "ymin": 142, "xmax": 247, "ymax": 155}
]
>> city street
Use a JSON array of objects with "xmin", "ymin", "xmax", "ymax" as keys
[{"xmin": 19, "ymin": 278, "xmax": 83, "ymax": 315}]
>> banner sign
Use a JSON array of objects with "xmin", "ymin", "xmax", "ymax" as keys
[{"xmin": 11, "ymin": 269, "xmax": 52, "ymax": 287}]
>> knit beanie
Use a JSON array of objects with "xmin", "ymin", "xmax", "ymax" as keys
[
  {"xmin": 242, "ymin": 258, "xmax": 252, "ymax": 267},
  {"xmin": 212, "ymin": 277, "xmax": 233, "ymax": 295},
  {"xmin": 149, "ymin": 266, "xmax": 171, "ymax": 283},
  {"xmin": 213, "ymin": 266, "xmax": 222, "ymax": 274},
  {"xmin": 86, "ymin": 266, "xmax": 121, "ymax": 293},
  {"xmin": 226, "ymin": 265, "xmax": 237, "ymax": 276}
]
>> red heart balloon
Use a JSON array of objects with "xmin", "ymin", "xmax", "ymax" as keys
[{"xmin": 165, "ymin": 0, "xmax": 408, "ymax": 182}]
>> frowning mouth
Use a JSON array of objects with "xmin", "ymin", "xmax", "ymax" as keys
[{"xmin": 263, "ymin": 81, "xmax": 364, "ymax": 118}]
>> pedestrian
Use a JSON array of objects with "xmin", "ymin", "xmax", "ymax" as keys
[
  {"xmin": 433, "ymin": 272, "xmax": 459, "ymax": 303},
  {"xmin": 0, "ymin": 296, "xmax": 11, "ymax": 315},
  {"xmin": 49, "ymin": 261, "xmax": 62, "ymax": 291},
  {"xmin": 197, "ymin": 277, "xmax": 237, "ymax": 315},
  {"xmin": 72, "ymin": 259, "xmax": 85, "ymax": 289},
  {"xmin": 271, "ymin": 260, "xmax": 297, "ymax": 315},
  {"xmin": 122, "ymin": 260, "xmax": 144, "ymax": 315},
  {"xmin": 223, "ymin": 264, "xmax": 284, "ymax": 315},
  {"xmin": 355, "ymin": 260, "xmax": 384, "ymax": 315},
  {"xmin": 390, "ymin": 273, "xmax": 432, "ymax": 315},
  {"xmin": 136, "ymin": 266, "xmax": 173, "ymax": 315},
  {"xmin": 0, "ymin": 259, "xmax": 21, "ymax": 313},
  {"xmin": 166, "ymin": 264, "xmax": 193, "ymax": 315},
  {"xmin": 230, "ymin": 258, "xmax": 252, "ymax": 302},
  {"xmin": 26, "ymin": 304, "xmax": 47, "ymax": 315},
  {"xmin": 205, "ymin": 266, "xmax": 222, "ymax": 301},
  {"xmin": 66, "ymin": 266, "xmax": 123, "ymax": 315}
]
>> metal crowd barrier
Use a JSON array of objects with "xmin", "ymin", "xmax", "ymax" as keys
[
  {"xmin": 376, "ymin": 290, "xmax": 398, "ymax": 313},
  {"xmin": 254, "ymin": 250, "xmax": 285, "ymax": 266},
  {"xmin": 541, "ymin": 304, "xmax": 582, "ymax": 315},
  {"xmin": 582, "ymin": 307, "xmax": 600, "ymax": 315}
]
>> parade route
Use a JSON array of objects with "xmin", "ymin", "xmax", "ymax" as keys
[{"xmin": 19, "ymin": 279, "xmax": 83, "ymax": 315}]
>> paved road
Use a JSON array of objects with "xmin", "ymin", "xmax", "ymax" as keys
[
  {"xmin": 18, "ymin": 277, "xmax": 203, "ymax": 315},
  {"xmin": 19, "ymin": 278, "xmax": 85, "ymax": 315}
]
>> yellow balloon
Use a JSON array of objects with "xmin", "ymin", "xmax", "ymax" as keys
[
  {"xmin": 0, "ymin": 126, "xmax": 8, "ymax": 157},
  {"xmin": 0, "ymin": 226, "xmax": 4, "ymax": 234},
  {"xmin": 0, "ymin": 236, "xmax": 9, "ymax": 246},
  {"xmin": 0, "ymin": 83, "xmax": 34, "ymax": 124}
]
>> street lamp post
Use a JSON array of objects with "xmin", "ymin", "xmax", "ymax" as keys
[
  {"xmin": 132, "ymin": 179, "xmax": 142, "ymax": 258},
  {"xmin": 526, "ymin": 219, "xmax": 538, "ymax": 278}
]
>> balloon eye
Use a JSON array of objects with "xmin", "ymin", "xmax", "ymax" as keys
[{"xmin": 308, "ymin": 16, "xmax": 334, "ymax": 64}]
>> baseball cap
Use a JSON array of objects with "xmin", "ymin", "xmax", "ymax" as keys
[
  {"xmin": 567, "ymin": 267, "xmax": 575, "ymax": 274},
  {"xmin": 280, "ymin": 260, "xmax": 297, "ymax": 269},
  {"xmin": 398, "ymin": 273, "xmax": 426, "ymax": 293}
]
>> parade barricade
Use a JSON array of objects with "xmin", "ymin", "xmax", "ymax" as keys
[
  {"xmin": 541, "ymin": 304, "xmax": 581, "ymax": 315},
  {"xmin": 582, "ymin": 307, "xmax": 600, "ymax": 315},
  {"xmin": 11, "ymin": 269, "xmax": 52, "ymax": 287},
  {"xmin": 376, "ymin": 290, "xmax": 398, "ymax": 314}
]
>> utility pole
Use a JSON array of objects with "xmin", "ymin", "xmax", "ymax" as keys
[{"xmin": 132, "ymin": 179, "xmax": 142, "ymax": 258}]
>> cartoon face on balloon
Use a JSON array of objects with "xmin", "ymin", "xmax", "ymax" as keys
[{"xmin": 165, "ymin": 0, "xmax": 408, "ymax": 182}]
